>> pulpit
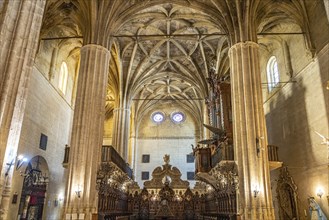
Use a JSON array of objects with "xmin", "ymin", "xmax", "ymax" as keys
[{"xmin": 194, "ymin": 147, "xmax": 212, "ymax": 173}]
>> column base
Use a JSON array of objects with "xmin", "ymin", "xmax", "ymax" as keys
[
  {"xmin": 64, "ymin": 210, "xmax": 98, "ymax": 220},
  {"xmin": 238, "ymin": 207, "xmax": 275, "ymax": 220}
]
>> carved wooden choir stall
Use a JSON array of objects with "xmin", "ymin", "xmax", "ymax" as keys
[
  {"xmin": 94, "ymin": 74, "xmax": 282, "ymax": 219},
  {"xmin": 128, "ymin": 155, "xmax": 206, "ymax": 220}
]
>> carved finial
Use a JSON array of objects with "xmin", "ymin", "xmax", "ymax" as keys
[{"xmin": 163, "ymin": 154, "xmax": 170, "ymax": 165}]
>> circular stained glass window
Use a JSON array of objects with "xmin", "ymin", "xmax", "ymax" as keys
[
  {"xmin": 171, "ymin": 112, "xmax": 185, "ymax": 123},
  {"xmin": 151, "ymin": 112, "xmax": 165, "ymax": 123}
]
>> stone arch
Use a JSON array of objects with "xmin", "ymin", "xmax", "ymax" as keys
[{"xmin": 17, "ymin": 156, "xmax": 49, "ymax": 220}]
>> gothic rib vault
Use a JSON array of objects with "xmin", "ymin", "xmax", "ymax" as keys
[{"xmin": 0, "ymin": 0, "xmax": 327, "ymax": 219}]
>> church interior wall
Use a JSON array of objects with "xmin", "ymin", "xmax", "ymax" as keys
[
  {"xmin": 1, "ymin": 1, "xmax": 328, "ymax": 219},
  {"xmin": 261, "ymin": 5, "xmax": 329, "ymax": 217},
  {"xmin": 135, "ymin": 103, "xmax": 198, "ymax": 188},
  {"xmin": 6, "ymin": 65, "xmax": 74, "ymax": 219}
]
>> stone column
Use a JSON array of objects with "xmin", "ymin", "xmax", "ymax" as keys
[
  {"xmin": 202, "ymin": 104, "xmax": 210, "ymax": 141},
  {"xmin": 128, "ymin": 105, "xmax": 136, "ymax": 168},
  {"xmin": 229, "ymin": 41, "xmax": 274, "ymax": 219},
  {"xmin": 0, "ymin": 0, "xmax": 46, "ymax": 218},
  {"xmin": 64, "ymin": 44, "xmax": 110, "ymax": 219},
  {"xmin": 112, "ymin": 107, "xmax": 131, "ymax": 161}
]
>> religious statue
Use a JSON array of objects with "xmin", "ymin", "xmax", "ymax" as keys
[
  {"xmin": 163, "ymin": 154, "xmax": 170, "ymax": 165},
  {"xmin": 191, "ymin": 144, "xmax": 201, "ymax": 156},
  {"xmin": 308, "ymin": 197, "xmax": 327, "ymax": 220}
]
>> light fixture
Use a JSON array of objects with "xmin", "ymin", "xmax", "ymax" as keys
[
  {"xmin": 16, "ymin": 155, "xmax": 27, "ymax": 170},
  {"xmin": 253, "ymin": 184, "xmax": 260, "ymax": 198},
  {"xmin": 75, "ymin": 185, "xmax": 82, "ymax": 198},
  {"xmin": 54, "ymin": 198, "xmax": 59, "ymax": 207},
  {"xmin": 54, "ymin": 194, "xmax": 64, "ymax": 206},
  {"xmin": 316, "ymin": 187, "xmax": 324, "ymax": 198}
]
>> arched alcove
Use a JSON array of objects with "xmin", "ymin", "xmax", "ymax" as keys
[{"xmin": 17, "ymin": 156, "xmax": 49, "ymax": 220}]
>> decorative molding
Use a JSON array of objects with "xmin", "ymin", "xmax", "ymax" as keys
[
  {"xmin": 97, "ymin": 163, "xmax": 134, "ymax": 194},
  {"xmin": 229, "ymin": 41, "xmax": 259, "ymax": 55},
  {"xmin": 81, "ymin": 44, "xmax": 109, "ymax": 53},
  {"xmin": 196, "ymin": 161, "xmax": 238, "ymax": 194},
  {"xmin": 276, "ymin": 166, "xmax": 299, "ymax": 220},
  {"xmin": 144, "ymin": 161, "xmax": 190, "ymax": 189}
]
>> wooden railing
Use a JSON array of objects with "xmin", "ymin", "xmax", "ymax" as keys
[
  {"xmin": 101, "ymin": 145, "xmax": 133, "ymax": 178},
  {"xmin": 61, "ymin": 145, "xmax": 133, "ymax": 177},
  {"xmin": 203, "ymin": 192, "xmax": 237, "ymax": 220},
  {"xmin": 268, "ymin": 145, "xmax": 279, "ymax": 162}
]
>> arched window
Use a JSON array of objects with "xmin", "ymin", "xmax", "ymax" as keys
[
  {"xmin": 59, "ymin": 62, "xmax": 68, "ymax": 94},
  {"xmin": 266, "ymin": 56, "xmax": 280, "ymax": 91}
]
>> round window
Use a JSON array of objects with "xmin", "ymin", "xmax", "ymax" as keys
[
  {"xmin": 151, "ymin": 112, "xmax": 165, "ymax": 123},
  {"xmin": 171, "ymin": 112, "xmax": 185, "ymax": 123}
]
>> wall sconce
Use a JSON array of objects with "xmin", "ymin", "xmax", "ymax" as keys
[
  {"xmin": 253, "ymin": 184, "xmax": 260, "ymax": 198},
  {"xmin": 75, "ymin": 185, "xmax": 82, "ymax": 198},
  {"xmin": 16, "ymin": 155, "xmax": 27, "ymax": 170},
  {"xmin": 316, "ymin": 188, "xmax": 324, "ymax": 198},
  {"xmin": 54, "ymin": 197, "xmax": 63, "ymax": 207},
  {"xmin": 54, "ymin": 198, "xmax": 59, "ymax": 207},
  {"xmin": 54, "ymin": 193, "xmax": 64, "ymax": 207}
]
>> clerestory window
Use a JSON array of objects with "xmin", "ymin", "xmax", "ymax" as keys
[
  {"xmin": 266, "ymin": 56, "xmax": 280, "ymax": 92},
  {"xmin": 59, "ymin": 62, "xmax": 68, "ymax": 94}
]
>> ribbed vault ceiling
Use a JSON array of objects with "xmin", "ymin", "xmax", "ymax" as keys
[
  {"xmin": 110, "ymin": 3, "xmax": 229, "ymax": 124},
  {"xmin": 41, "ymin": 0, "xmax": 313, "ymax": 123}
]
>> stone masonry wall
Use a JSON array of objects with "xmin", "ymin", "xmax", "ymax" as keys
[{"xmin": 7, "ymin": 66, "xmax": 73, "ymax": 220}]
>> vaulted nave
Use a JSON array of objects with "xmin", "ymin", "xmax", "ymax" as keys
[{"xmin": 0, "ymin": 0, "xmax": 328, "ymax": 219}]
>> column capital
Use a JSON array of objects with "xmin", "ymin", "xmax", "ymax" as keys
[
  {"xmin": 81, "ymin": 44, "xmax": 109, "ymax": 53},
  {"xmin": 229, "ymin": 41, "xmax": 259, "ymax": 55}
]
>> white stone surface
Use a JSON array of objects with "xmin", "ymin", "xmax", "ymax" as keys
[{"xmin": 7, "ymin": 66, "xmax": 73, "ymax": 220}]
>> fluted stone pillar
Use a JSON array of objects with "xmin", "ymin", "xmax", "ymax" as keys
[
  {"xmin": 128, "ymin": 106, "xmax": 136, "ymax": 168},
  {"xmin": 64, "ymin": 44, "xmax": 110, "ymax": 219},
  {"xmin": 202, "ymin": 104, "xmax": 210, "ymax": 141},
  {"xmin": 0, "ymin": 0, "xmax": 46, "ymax": 218},
  {"xmin": 229, "ymin": 41, "xmax": 274, "ymax": 219},
  {"xmin": 112, "ymin": 107, "xmax": 131, "ymax": 161}
]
